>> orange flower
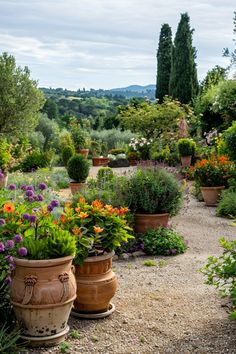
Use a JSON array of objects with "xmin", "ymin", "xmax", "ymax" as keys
[
  {"xmin": 75, "ymin": 207, "xmax": 81, "ymax": 213},
  {"xmin": 105, "ymin": 204, "xmax": 113, "ymax": 212},
  {"xmin": 79, "ymin": 196, "xmax": 86, "ymax": 204},
  {"xmin": 92, "ymin": 200, "xmax": 103, "ymax": 209},
  {"xmin": 60, "ymin": 215, "xmax": 66, "ymax": 222},
  {"xmin": 112, "ymin": 208, "xmax": 120, "ymax": 215},
  {"xmin": 119, "ymin": 207, "xmax": 129, "ymax": 215},
  {"xmin": 72, "ymin": 227, "xmax": 82, "ymax": 235},
  {"xmin": 93, "ymin": 226, "xmax": 104, "ymax": 234},
  {"xmin": 3, "ymin": 202, "xmax": 15, "ymax": 213},
  {"xmin": 79, "ymin": 212, "xmax": 89, "ymax": 219},
  {"xmin": 54, "ymin": 220, "xmax": 58, "ymax": 225},
  {"xmin": 219, "ymin": 156, "xmax": 229, "ymax": 164}
]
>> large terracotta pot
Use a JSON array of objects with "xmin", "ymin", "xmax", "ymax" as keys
[
  {"xmin": 78, "ymin": 149, "xmax": 89, "ymax": 158},
  {"xmin": 92, "ymin": 157, "xmax": 110, "ymax": 167},
  {"xmin": 200, "ymin": 186, "xmax": 225, "ymax": 206},
  {"xmin": 69, "ymin": 182, "xmax": 86, "ymax": 195},
  {"xmin": 73, "ymin": 252, "xmax": 117, "ymax": 314},
  {"xmin": 0, "ymin": 173, "xmax": 8, "ymax": 188},
  {"xmin": 180, "ymin": 156, "xmax": 192, "ymax": 167},
  {"xmin": 10, "ymin": 256, "xmax": 76, "ymax": 346},
  {"xmin": 129, "ymin": 160, "xmax": 138, "ymax": 166},
  {"xmin": 134, "ymin": 213, "xmax": 169, "ymax": 233}
]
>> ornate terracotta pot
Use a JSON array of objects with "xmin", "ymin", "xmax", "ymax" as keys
[
  {"xmin": 78, "ymin": 149, "xmax": 89, "ymax": 158},
  {"xmin": 92, "ymin": 157, "xmax": 110, "ymax": 167},
  {"xmin": 69, "ymin": 182, "xmax": 86, "ymax": 195},
  {"xmin": 10, "ymin": 256, "xmax": 76, "ymax": 346},
  {"xmin": 73, "ymin": 252, "xmax": 117, "ymax": 314},
  {"xmin": 0, "ymin": 173, "xmax": 8, "ymax": 189},
  {"xmin": 134, "ymin": 213, "xmax": 169, "ymax": 234},
  {"xmin": 200, "ymin": 186, "xmax": 225, "ymax": 206},
  {"xmin": 180, "ymin": 156, "xmax": 192, "ymax": 167}
]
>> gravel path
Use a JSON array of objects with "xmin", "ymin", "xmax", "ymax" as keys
[{"xmin": 27, "ymin": 182, "xmax": 236, "ymax": 354}]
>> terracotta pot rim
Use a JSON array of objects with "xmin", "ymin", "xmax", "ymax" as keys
[
  {"xmin": 69, "ymin": 181, "xmax": 86, "ymax": 185},
  {"xmin": 200, "ymin": 186, "xmax": 225, "ymax": 190},
  {"xmin": 79, "ymin": 149, "xmax": 89, "ymax": 152},
  {"xmin": 80, "ymin": 251, "xmax": 115, "ymax": 263},
  {"xmin": 13, "ymin": 255, "xmax": 74, "ymax": 267},
  {"xmin": 135, "ymin": 212, "xmax": 169, "ymax": 217},
  {"xmin": 11, "ymin": 296, "xmax": 76, "ymax": 309},
  {"xmin": 92, "ymin": 157, "xmax": 109, "ymax": 160}
]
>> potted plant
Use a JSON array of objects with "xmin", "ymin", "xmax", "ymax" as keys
[
  {"xmin": 0, "ymin": 139, "xmax": 11, "ymax": 188},
  {"xmin": 193, "ymin": 155, "xmax": 236, "ymax": 206},
  {"xmin": 127, "ymin": 151, "xmax": 140, "ymax": 166},
  {"xmin": 67, "ymin": 154, "xmax": 90, "ymax": 195},
  {"xmin": 125, "ymin": 167, "xmax": 183, "ymax": 233},
  {"xmin": 71, "ymin": 128, "xmax": 91, "ymax": 158},
  {"xmin": 177, "ymin": 138, "xmax": 196, "ymax": 167},
  {"xmin": 59, "ymin": 197, "xmax": 132, "ymax": 318},
  {"xmin": 0, "ymin": 185, "xmax": 77, "ymax": 346}
]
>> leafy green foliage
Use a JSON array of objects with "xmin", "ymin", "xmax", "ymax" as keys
[
  {"xmin": 36, "ymin": 113, "xmax": 60, "ymax": 152},
  {"xmin": 71, "ymin": 127, "xmax": 91, "ymax": 150},
  {"xmin": 67, "ymin": 154, "xmax": 90, "ymax": 183},
  {"xmin": 0, "ymin": 52, "xmax": 45, "ymax": 138},
  {"xmin": 59, "ymin": 341, "xmax": 71, "ymax": 353},
  {"xmin": 217, "ymin": 189, "xmax": 236, "ymax": 218},
  {"xmin": 201, "ymin": 238, "xmax": 236, "ymax": 319},
  {"xmin": 0, "ymin": 138, "xmax": 11, "ymax": 172},
  {"xmin": 177, "ymin": 138, "xmax": 196, "ymax": 157},
  {"xmin": 62, "ymin": 145, "xmax": 75, "ymax": 167},
  {"xmin": 143, "ymin": 227, "xmax": 187, "ymax": 256},
  {"xmin": 0, "ymin": 324, "xmax": 21, "ymax": 354},
  {"xmin": 169, "ymin": 13, "xmax": 198, "ymax": 103},
  {"xmin": 90, "ymin": 128, "xmax": 135, "ymax": 152},
  {"xmin": 222, "ymin": 121, "xmax": 236, "ymax": 162},
  {"xmin": 143, "ymin": 259, "xmax": 157, "ymax": 267},
  {"xmin": 21, "ymin": 150, "xmax": 54, "ymax": 172},
  {"xmin": 126, "ymin": 168, "xmax": 183, "ymax": 215},
  {"xmin": 97, "ymin": 167, "xmax": 114, "ymax": 185},
  {"xmin": 156, "ymin": 23, "xmax": 172, "ymax": 101}
]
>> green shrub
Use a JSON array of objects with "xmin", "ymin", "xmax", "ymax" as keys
[
  {"xmin": 97, "ymin": 167, "xmax": 114, "ymax": 185},
  {"xmin": 21, "ymin": 150, "xmax": 53, "ymax": 172},
  {"xmin": 71, "ymin": 128, "xmax": 91, "ymax": 150},
  {"xmin": 177, "ymin": 138, "xmax": 196, "ymax": 157},
  {"xmin": 201, "ymin": 238, "xmax": 236, "ymax": 319},
  {"xmin": 62, "ymin": 145, "xmax": 75, "ymax": 166},
  {"xmin": 217, "ymin": 189, "xmax": 236, "ymax": 218},
  {"xmin": 109, "ymin": 148, "xmax": 126, "ymax": 155},
  {"xmin": 223, "ymin": 121, "xmax": 236, "ymax": 162},
  {"xmin": 143, "ymin": 227, "xmax": 187, "ymax": 256},
  {"xmin": 90, "ymin": 129, "xmax": 135, "ymax": 151},
  {"xmin": 126, "ymin": 168, "xmax": 183, "ymax": 215},
  {"xmin": 67, "ymin": 154, "xmax": 90, "ymax": 182}
]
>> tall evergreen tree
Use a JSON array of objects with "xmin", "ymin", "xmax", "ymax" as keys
[
  {"xmin": 156, "ymin": 24, "xmax": 172, "ymax": 101},
  {"xmin": 169, "ymin": 13, "xmax": 198, "ymax": 103}
]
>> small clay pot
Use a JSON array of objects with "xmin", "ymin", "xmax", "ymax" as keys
[
  {"xmin": 200, "ymin": 186, "xmax": 225, "ymax": 206},
  {"xmin": 134, "ymin": 213, "xmax": 169, "ymax": 233},
  {"xmin": 92, "ymin": 157, "xmax": 110, "ymax": 167},
  {"xmin": 78, "ymin": 149, "xmax": 89, "ymax": 159},
  {"xmin": 0, "ymin": 173, "xmax": 8, "ymax": 188},
  {"xmin": 180, "ymin": 156, "xmax": 192, "ymax": 167},
  {"xmin": 70, "ymin": 182, "xmax": 86, "ymax": 195}
]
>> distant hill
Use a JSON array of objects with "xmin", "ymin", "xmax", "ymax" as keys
[{"xmin": 110, "ymin": 84, "xmax": 156, "ymax": 93}]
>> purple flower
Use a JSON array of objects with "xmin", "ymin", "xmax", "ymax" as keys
[
  {"xmin": 0, "ymin": 172, "xmax": 4, "ymax": 178},
  {"xmin": 27, "ymin": 196, "xmax": 35, "ymax": 203},
  {"xmin": 21, "ymin": 184, "xmax": 27, "ymax": 191},
  {"xmin": 51, "ymin": 200, "xmax": 59, "ymax": 208},
  {"xmin": 0, "ymin": 218, "xmax": 6, "ymax": 225},
  {"xmin": 38, "ymin": 182, "xmax": 48, "ymax": 190},
  {"xmin": 26, "ymin": 185, "xmax": 34, "ymax": 191},
  {"xmin": 9, "ymin": 263, "xmax": 15, "ymax": 271},
  {"xmin": 25, "ymin": 190, "xmax": 34, "ymax": 197},
  {"xmin": 14, "ymin": 234, "xmax": 23, "ymax": 243},
  {"xmin": 22, "ymin": 213, "xmax": 30, "ymax": 220},
  {"xmin": 33, "ymin": 195, "xmax": 38, "ymax": 201},
  {"xmin": 5, "ymin": 275, "xmax": 12, "ymax": 285},
  {"xmin": 5, "ymin": 240, "xmax": 15, "ymax": 249},
  {"xmin": 37, "ymin": 194, "xmax": 44, "ymax": 202},
  {"xmin": 0, "ymin": 242, "xmax": 5, "ymax": 252},
  {"xmin": 18, "ymin": 247, "xmax": 27, "ymax": 257},
  {"xmin": 47, "ymin": 204, "xmax": 54, "ymax": 212},
  {"xmin": 29, "ymin": 215, "xmax": 37, "ymax": 223},
  {"xmin": 8, "ymin": 184, "xmax": 16, "ymax": 190},
  {"xmin": 5, "ymin": 255, "xmax": 14, "ymax": 263}
]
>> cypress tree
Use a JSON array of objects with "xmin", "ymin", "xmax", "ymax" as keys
[
  {"xmin": 156, "ymin": 24, "xmax": 172, "ymax": 101},
  {"xmin": 169, "ymin": 13, "xmax": 198, "ymax": 103}
]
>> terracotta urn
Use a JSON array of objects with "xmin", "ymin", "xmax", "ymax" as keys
[
  {"xmin": 180, "ymin": 156, "xmax": 192, "ymax": 167},
  {"xmin": 129, "ymin": 160, "xmax": 138, "ymax": 166},
  {"xmin": 73, "ymin": 252, "xmax": 117, "ymax": 315},
  {"xmin": 92, "ymin": 157, "xmax": 110, "ymax": 167},
  {"xmin": 78, "ymin": 149, "xmax": 89, "ymax": 159},
  {"xmin": 0, "ymin": 173, "xmax": 8, "ymax": 188},
  {"xmin": 200, "ymin": 186, "xmax": 225, "ymax": 206},
  {"xmin": 69, "ymin": 182, "xmax": 86, "ymax": 195},
  {"xmin": 134, "ymin": 213, "xmax": 169, "ymax": 234},
  {"xmin": 10, "ymin": 256, "xmax": 76, "ymax": 347}
]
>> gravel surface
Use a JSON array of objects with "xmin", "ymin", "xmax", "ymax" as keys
[{"xmin": 25, "ymin": 176, "xmax": 236, "ymax": 354}]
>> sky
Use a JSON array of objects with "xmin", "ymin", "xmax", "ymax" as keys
[{"xmin": 0, "ymin": 0, "xmax": 235, "ymax": 90}]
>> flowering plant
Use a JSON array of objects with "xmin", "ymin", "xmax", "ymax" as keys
[
  {"xmin": 128, "ymin": 137, "xmax": 152, "ymax": 160},
  {"xmin": 0, "ymin": 139, "xmax": 11, "ymax": 174},
  {"xmin": 0, "ymin": 183, "xmax": 76, "ymax": 283},
  {"xmin": 193, "ymin": 155, "xmax": 236, "ymax": 187},
  {"xmin": 58, "ymin": 197, "xmax": 133, "ymax": 265}
]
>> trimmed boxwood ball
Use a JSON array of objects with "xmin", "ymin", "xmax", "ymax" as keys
[
  {"xmin": 67, "ymin": 154, "xmax": 90, "ymax": 183},
  {"xmin": 143, "ymin": 227, "xmax": 187, "ymax": 256},
  {"xmin": 177, "ymin": 138, "xmax": 196, "ymax": 157},
  {"xmin": 62, "ymin": 145, "xmax": 75, "ymax": 166}
]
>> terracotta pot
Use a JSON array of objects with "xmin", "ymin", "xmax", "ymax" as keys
[
  {"xmin": 180, "ymin": 156, "xmax": 192, "ymax": 167},
  {"xmin": 10, "ymin": 256, "xmax": 76, "ymax": 346},
  {"xmin": 134, "ymin": 213, "xmax": 169, "ymax": 233},
  {"xmin": 74, "ymin": 252, "xmax": 117, "ymax": 314},
  {"xmin": 92, "ymin": 157, "xmax": 110, "ymax": 167},
  {"xmin": 0, "ymin": 173, "xmax": 8, "ymax": 188},
  {"xmin": 200, "ymin": 186, "xmax": 225, "ymax": 206},
  {"xmin": 129, "ymin": 160, "xmax": 138, "ymax": 166},
  {"xmin": 78, "ymin": 149, "xmax": 89, "ymax": 158},
  {"xmin": 69, "ymin": 182, "xmax": 86, "ymax": 195}
]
